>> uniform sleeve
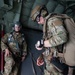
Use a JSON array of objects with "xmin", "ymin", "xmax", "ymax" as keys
[
  {"xmin": 1, "ymin": 33, "xmax": 9, "ymax": 51},
  {"xmin": 48, "ymin": 18, "xmax": 67, "ymax": 47}
]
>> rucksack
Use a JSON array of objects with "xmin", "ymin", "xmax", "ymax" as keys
[{"xmin": 54, "ymin": 14, "xmax": 75, "ymax": 66}]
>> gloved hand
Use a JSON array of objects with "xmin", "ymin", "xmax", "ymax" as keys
[
  {"xmin": 36, "ymin": 39, "xmax": 44, "ymax": 48},
  {"xmin": 5, "ymin": 48, "xmax": 11, "ymax": 57},
  {"xmin": 37, "ymin": 54, "xmax": 44, "ymax": 66}
]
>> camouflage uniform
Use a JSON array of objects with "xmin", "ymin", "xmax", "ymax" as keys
[
  {"xmin": 30, "ymin": 5, "xmax": 67, "ymax": 75},
  {"xmin": 42, "ymin": 14, "xmax": 67, "ymax": 75},
  {"xmin": 1, "ymin": 31, "xmax": 27, "ymax": 75}
]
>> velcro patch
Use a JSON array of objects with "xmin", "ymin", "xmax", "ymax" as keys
[{"xmin": 53, "ymin": 18, "xmax": 63, "ymax": 26}]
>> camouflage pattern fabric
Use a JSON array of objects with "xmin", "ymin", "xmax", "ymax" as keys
[
  {"xmin": 42, "ymin": 14, "xmax": 67, "ymax": 75},
  {"xmin": 43, "ymin": 50, "xmax": 63, "ymax": 75},
  {"xmin": 1, "ymin": 31, "xmax": 27, "ymax": 75},
  {"xmin": 3, "ymin": 55, "xmax": 19, "ymax": 75},
  {"xmin": 43, "ymin": 14, "xmax": 67, "ymax": 48},
  {"xmin": 1, "ymin": 32, "xmax": 27, "ymax": 53},
  {"xmin": 4, "ymin": 55, "xmax": 14, "ymax": 75}
]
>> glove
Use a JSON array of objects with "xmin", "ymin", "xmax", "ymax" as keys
[{"xmin": 36, "ymin": 39, "xmax": 44, "ymax": 48}]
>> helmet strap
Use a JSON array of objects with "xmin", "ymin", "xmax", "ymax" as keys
[{"xmin": 39, "ymin": 5, "xmax": 48, "ymax": 17}]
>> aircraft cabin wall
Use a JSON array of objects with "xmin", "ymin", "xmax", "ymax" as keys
[{"xmin": 0, "ymin": 0, "xmax": 75, "ymax": 33}]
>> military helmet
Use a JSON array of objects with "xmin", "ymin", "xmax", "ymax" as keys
[
  {"xmin": 14, "ymin": 21, "xmax": 21, "ymax": 27},
  {"xmin": 12, "ymin": 21, "xmax": 22, "ymax": 30},
  {"xmin": 31, "ymin": 5, "xmax": 48, "ymax": 21}
]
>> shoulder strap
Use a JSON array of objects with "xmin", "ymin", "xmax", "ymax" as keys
[
  {"xmin": 43, "ymin": 13, "xmax": 54, "ymax": 39},
  {"xmin": 54, "ymin": 14, "xmax": 75, "ymax": 27},
  {"xmin": 53, "ymin": 14, "xmax": 74, "ymax": 21},
  {"xmin": 9, "ymin": 32, "xmax": 21, "ymax": 52}
]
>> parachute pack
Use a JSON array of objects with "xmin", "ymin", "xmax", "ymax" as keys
[{"xmin": 54, "ymin": 14, "xmax": 75, "ymax": 66}]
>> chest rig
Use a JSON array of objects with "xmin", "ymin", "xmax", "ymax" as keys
[
  {"xmin": 43, "ymin": 14, "xmax": 63, "ymax": 58},
  {"xmin": 7, "ymin": 32, "xmax": 25, "ymax": 53}
]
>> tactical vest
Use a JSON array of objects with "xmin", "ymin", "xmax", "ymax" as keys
[
  {"xmin": 43, "ymin": 14, "xmax": 64, "ymax": 57},
  {"xmin": 44, "ymin": 13, "xmax": 75, "ymax": 66},
  {"xmin": 7, "ymin": 32, "xmax": 25, "ymax": 53}
]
